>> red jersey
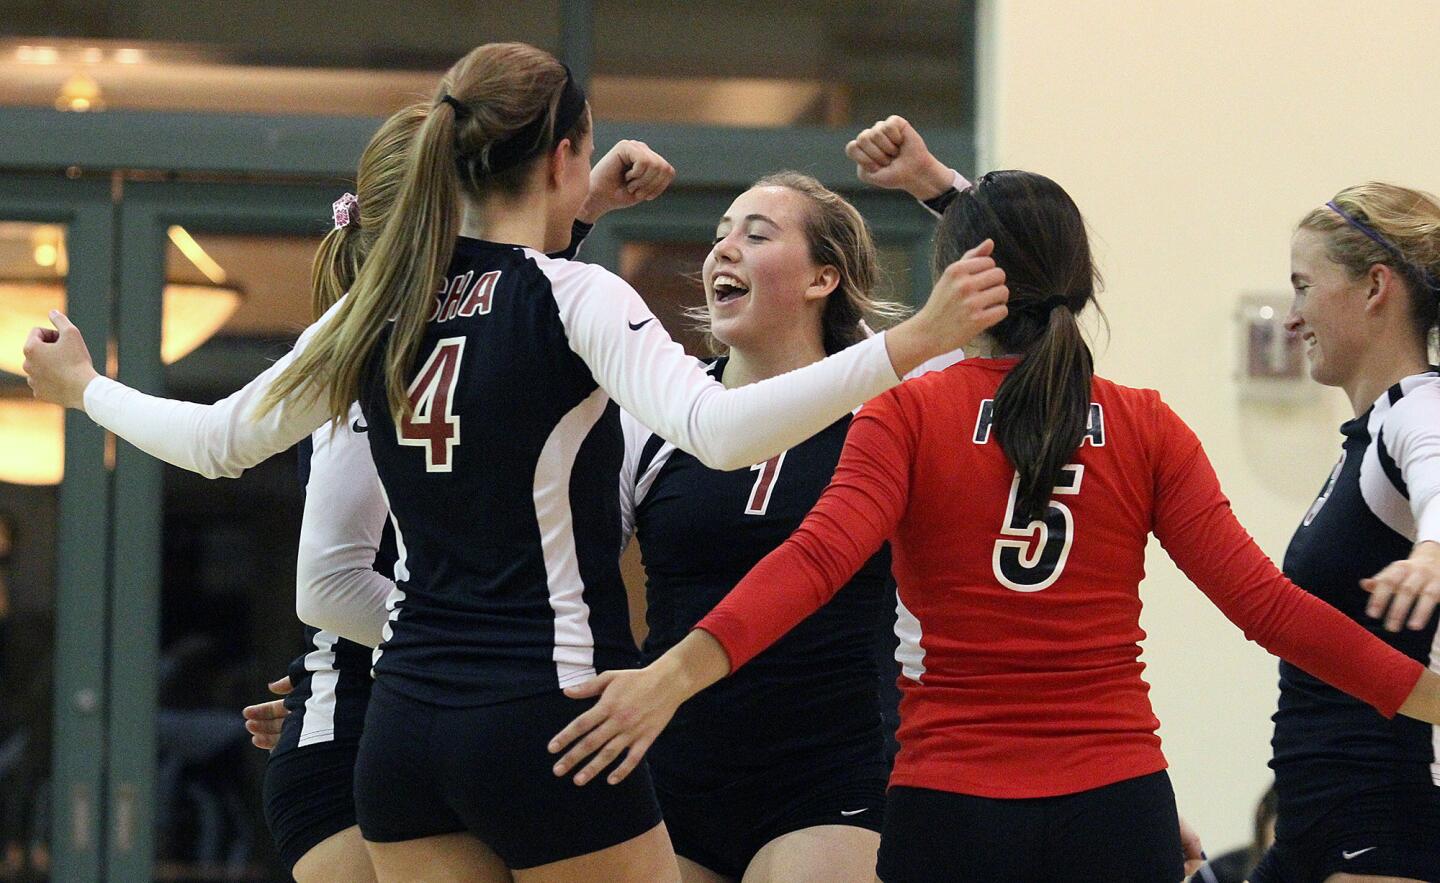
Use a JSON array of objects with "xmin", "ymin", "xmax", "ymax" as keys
[{"xmin": 697, "ymin": 358, "xmax": 1423, "ymax": 798}]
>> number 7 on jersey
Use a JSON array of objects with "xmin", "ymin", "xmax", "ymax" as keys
[{"xmin": 397, "ymin": 337, "xmax": 466, "ymax": 472}]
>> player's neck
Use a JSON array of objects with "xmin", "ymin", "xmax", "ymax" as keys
[
  {"xmin": 721, "ymin": 338, "xmax": 828, "ymax": 389},
  {"xmin": 1342, "ymin": 343, "xmax": 1432, "ymax": 416},
  {"xmin": 459, "ymin": 195, "xmax": 549, "ymax": 253}
]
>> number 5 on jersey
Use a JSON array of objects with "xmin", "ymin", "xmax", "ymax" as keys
[
  {"xmin": 992, "ymin": 464, "xmax": 1083, "ymax": 592},
  {"xmin": 398, "ymin": 337, "xmax": 465, "ymax": 472}
]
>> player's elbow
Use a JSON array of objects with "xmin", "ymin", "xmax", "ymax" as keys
[
  {"xmin": 689, "ymin": 440, "xmax": 755, "ymax": 472},
  {"xmin": 294, "ymin": 558, "xmax": 338, "ymax": 631}
]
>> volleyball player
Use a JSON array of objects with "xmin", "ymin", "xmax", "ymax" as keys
[
  {"xmin": 22, "ymin": 43, "xmax": 1007, "ymax": 881},
  {"xmin": 547, "ymin": 166, "xmax": 1440, "ymax": 882},
  {"xmin": 256, "ymin": 102, "xmax": 425, "ymax": 883},
  {"xmin": 1245, "ymin": 185, "xmax": 1440, "ymax": 883},
  {"xmin": 616, "ymin": 171, "xmax": 911, "ymax": 882},
  {"xmin": 238, "ymin": 105, "xmax": 666, "ymax": 882}
]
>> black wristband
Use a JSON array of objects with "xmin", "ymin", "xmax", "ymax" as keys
[{"xmin": 922, "ymin": 187, "xmax": 961, "ymax": 215}]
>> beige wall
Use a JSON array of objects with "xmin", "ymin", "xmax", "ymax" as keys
[{"xmin": 979, "ymin": 0, "xmax": 1440, "ymax": 853}]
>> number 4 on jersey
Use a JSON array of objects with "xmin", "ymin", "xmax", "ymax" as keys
[
  {"xmin": 992, "ymin": 464, "xmax": 1083, "ymax": 592},
  {"xmin": 397, "ymin": 337, "xmax": 465, "ymax": 472}
]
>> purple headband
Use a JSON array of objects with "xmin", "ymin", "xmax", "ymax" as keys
[
  {"xmin": 333, "ymin": 192, "xmax": 359, "ymax": 230},
  {"xmin": 1326, "ymin": 200, "xmax": 1438, "ymax": 293}
]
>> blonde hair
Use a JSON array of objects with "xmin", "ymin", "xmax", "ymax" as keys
[
  {"xmin": 257, "ymin": 42, "xmax": 590, "ymax": 425},
  {"xmin": 694, "ymin": 171, "xmax": 909, "ymax": 355},
  {"xmin": 310, "ymin": 102, "xmax": 428, "ymax": 320},
  {"xmin": 1298, "ymin": 182, "xmax": 1440, "ymax": 349}
]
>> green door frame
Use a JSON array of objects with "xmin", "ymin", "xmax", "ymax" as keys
[{"xmin": 0, "ymin": 174, "xmax": 116, "ymax": 883}]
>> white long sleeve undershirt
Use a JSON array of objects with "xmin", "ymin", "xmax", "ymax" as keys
[{"xmin": 293, "ymin": 402, "xmax": 393, "ymax": 648}]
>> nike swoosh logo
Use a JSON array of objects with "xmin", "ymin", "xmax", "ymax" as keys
[
  {"xmin": 840, "ymin": 808, "xmax": 869, "ymax": 817},
  {"xmin": 352, "ymin": 418, "xmax": 369, "ymax": 433},
  {"xmin": 1342, "ymin": 847, "xmax": 1378, "ymax": 860},
  {"xmin": 628, "ymin": 318, "xmax": 654, "ymax": 331}
]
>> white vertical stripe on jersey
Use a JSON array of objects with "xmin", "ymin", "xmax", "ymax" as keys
[
  {"xmin": 536, "ymin": 386, "xmax": 610, "ymax": 688},
  {"xmin": 372, "ymin": 481, "xmax": 411, "ymax": 674},
  {"xmin": 298, "ymin": 630, "xmax": 340, "ymax": 747},
  {"xmin": 1432, "ymin": 624, "xmax": 1440, "ymax": 787},
  {"xmin": 634, "ymin": 440, "xmax": 677, "ymax": 509},
  {"xmin": 1361, "ymin": 394, "xmax": 1417, "ymax": 540},
  {"xmin": 893, "ymin": 590, "xmax": 927, "ymax": 682}
]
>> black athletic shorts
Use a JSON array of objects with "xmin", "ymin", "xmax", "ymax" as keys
[
  {"xmin": 263, "ymin": 738, "xmax": 360, "ymax": 874},
  {"xmin": 876, "ymin": 770, "xmax": 1182, "ymax": 883},
  {"xmin": 353, "ymin": 679, "xmax": 664, "ymax": 870},
  {"xmin": 655, "ymin": 753, "xmax": 887, "ymax": 878},
  {"xmin": 1251, "ymin": 783, "xmax": 1440, "ymax": 883}
]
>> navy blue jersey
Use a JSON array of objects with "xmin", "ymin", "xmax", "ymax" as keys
[
  {"xmin": 352, "ymin": 232, "xmax": 903, "ymax": 707},
  {"xmin": 359, "ymin": 239, "xmax": 633, "ymax": 706},
  {"xmin": 273, "ymin": 436, "xmax": 395, "ymax": 754},
  {"xmin": 1274, "ymin": 371, "xmax": 1440, "ymax": 835},
  {"xmin": 626, "ymin": 360, "xmax": 892, "ymax": 789}
]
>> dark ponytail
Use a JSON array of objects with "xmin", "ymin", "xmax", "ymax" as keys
[{"xmin": 933, "ymin": 170, "xmax": 1100, "ymax": 520}]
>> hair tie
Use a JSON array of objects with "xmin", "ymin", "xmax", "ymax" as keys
[
  {"xmin": 1327, "ymin": 200, "xmax": 1440, "ymax": 294},
  {"xmin": 466, "ymin": 66, "xmax": 588, "ymax": 177},
  {"xmin": 440, "ymin": 94, "xmax": 470, "ymax": 121},
  {"xmin": 1037, "ymin": 295, "xmax": 1069, "ymax": 314},
  {"xmin": 332, "ymin": 192, "xmax": 359, "ymax": 230}
]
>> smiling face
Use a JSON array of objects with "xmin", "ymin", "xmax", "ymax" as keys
[
  {"xmin": 1285, "ymin": 227, "xmax": 1373, "ymax": 388},
  {"xmin": 703, "ymin": 185, "xmax": 837, "ymax": 353}
]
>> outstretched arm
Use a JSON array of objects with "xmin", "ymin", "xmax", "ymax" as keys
[
  {"xmin": 557, "ymin": 240, "xmax": 1005, "ymax": 472},
  {"xmin": 22, "ymin": 302, "xmax": 343, "ymax": 478},
  {"xmin": 1149, "ymin": 397, "xmax": 1429, "ymax": 720}
]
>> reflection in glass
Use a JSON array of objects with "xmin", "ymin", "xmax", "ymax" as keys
[
  {"xmin": 153, "ymin": 230, "xmax": 318, "ymax": 880},
  {"xmin": 0, "ymin": 223, "xmax": 242, "ymax": 376}
]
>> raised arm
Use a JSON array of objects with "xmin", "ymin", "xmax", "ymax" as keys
[
  {"xmin": 294, "ymin": 403, "xmax": 395, "ymax": 648},
  {"xmin": 547, "ymin": 242, "xmax": 1004, "ymax": 472},
  {"xmin": 546, "ymin": 390, "xmax": 918, "ymax": 785},
  {"xmin": 1148, "ymin": 397, "xmax": 1434, "ymax": 720},
  {"xmin": 847, "ymin": 114, "xmax": 971, "ymax": 215},
  {"xmin": 23, "ymin": 301, "xmax": 344, "ymax": 478}
]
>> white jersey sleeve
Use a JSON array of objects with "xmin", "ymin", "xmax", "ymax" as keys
[
  {"xmin": 294, "ymin": 402, "xmax": 394, "ymax": 648},
  {"xmin": 1385, "ymin": 380, "xmax": 1440, "ymax": 545},
  {"xmin": 533, "ymin": 252, "xmax": 902, "ymax": 472},
  {"xmin": 81, "ymin": 298, "xmax": 346, "ymax": 479}
]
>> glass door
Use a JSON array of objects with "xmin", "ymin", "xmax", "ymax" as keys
[
  {"xmin": 107, "ymin": 179, "xmax": 336, "ymax": 882},
  {"xmin": 0, "ymin": 173, "xmax": 117, "ymax": 883}
]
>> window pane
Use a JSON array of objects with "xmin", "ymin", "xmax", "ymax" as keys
[
  {"xmin": 153, "ymin": 228, "xmax": 320, "ymax": 880},
  {"xmin": 593, "ymin": 0, "xmax": 974, "ymax": 128}
]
